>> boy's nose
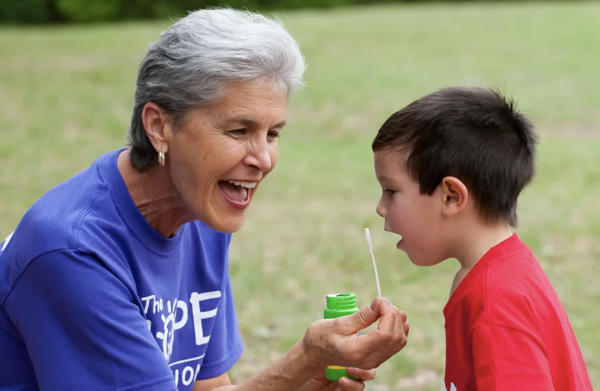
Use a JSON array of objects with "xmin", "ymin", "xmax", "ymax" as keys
[{"xmin": 376, "ymin": 198, "xmax": 386, "ymax": 218}]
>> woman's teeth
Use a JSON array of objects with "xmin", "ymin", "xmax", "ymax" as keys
[{"xmin": 228, "ymin": 180, "xmax": 257, "ymax": 189}]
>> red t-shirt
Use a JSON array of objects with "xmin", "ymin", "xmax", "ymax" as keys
[{"xmin": 443, "ymin": 234, "xmax": 592, "ymax": 391}]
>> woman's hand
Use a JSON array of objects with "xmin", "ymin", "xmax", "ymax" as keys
[
  {"xmin": 302, "ymin": 297, "xmax": 409, "ymax": 375},
  {"xmin": 297, "ymin": 368, "xmax": 376, "ymax": 391},
  {"xmin": 229, "ymin": 297, "xmax": 408, "ymax": 391}
]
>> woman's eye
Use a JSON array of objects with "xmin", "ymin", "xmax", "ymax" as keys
[
  {"xmin": 267, "ymin": 131, "xmax": 280, "ymax": 140},
  {"xmin": 229, "ymin": 128, "xmax": 246, "ymax": 136}
]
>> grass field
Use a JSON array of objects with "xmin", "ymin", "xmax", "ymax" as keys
[{"xmin": 1, "ymin": 2, "xmax": 600, "ymax": 389}]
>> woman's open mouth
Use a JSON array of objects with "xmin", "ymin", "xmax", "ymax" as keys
[{"xmin": 218, "ymin": 180, "xmax": 257, "ymax": 209}]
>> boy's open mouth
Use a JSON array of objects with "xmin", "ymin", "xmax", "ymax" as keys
[{"xmin": 396, "ymin": 235, "xmax": 403, "ymax": 249}]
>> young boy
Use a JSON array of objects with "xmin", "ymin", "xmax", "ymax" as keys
[{"xmin": 372, "ymin": 87, "xmax": 592, "ymax": 390}]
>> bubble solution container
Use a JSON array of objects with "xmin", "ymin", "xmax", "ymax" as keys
[{"xmin": 324, "ymin": 293, "xmax": 360, "ymax": 381}]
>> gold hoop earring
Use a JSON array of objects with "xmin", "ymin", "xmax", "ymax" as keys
[{"xmin": 158, "ymin": 151, "xmax": 165, "ymax": 167}]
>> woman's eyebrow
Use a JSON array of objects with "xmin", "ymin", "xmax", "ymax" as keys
[{"xmin": 226, "ymin": 116, "xmax": 287, "ymax": 129}]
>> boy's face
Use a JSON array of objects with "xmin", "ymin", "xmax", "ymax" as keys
[{"xmin": 374, "ymin": 149, "xmax": 447, "ymax": 266}]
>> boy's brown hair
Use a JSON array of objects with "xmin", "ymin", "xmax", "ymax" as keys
[{"xmin": 372, "ymin": 87, "xmax": 538, "ymax": 227}]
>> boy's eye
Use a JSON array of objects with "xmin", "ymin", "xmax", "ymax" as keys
[{"xmin": 385, "ymin": 189, "xmax": 396, "ymax": 196}]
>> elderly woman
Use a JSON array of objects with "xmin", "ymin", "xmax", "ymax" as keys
[{"xmin": 0, "ymin": 8, "xmax": 408, "ymax": 391}]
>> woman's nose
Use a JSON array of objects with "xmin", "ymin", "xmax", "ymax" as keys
[{"xmin": 244, "ymin": 139, "xmax": 273, "ymax": 172}]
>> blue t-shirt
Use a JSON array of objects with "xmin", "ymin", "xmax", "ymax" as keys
[{"xmin": 0, "ymin": 149, "xmax": 243, "ymax": 391}]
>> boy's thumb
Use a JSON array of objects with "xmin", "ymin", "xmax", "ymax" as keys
[{"xmin": 340, "ymin": 297, "xmax": 381, "ymax": 334}]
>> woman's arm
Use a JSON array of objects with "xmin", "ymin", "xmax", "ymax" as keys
[
  {"xmin": 193, "ymin": 298, "xmax": 408, "ymax": 391},
  {"xmin": 193, "ymin": 373, "xmax": 235, "ymax": 391}
]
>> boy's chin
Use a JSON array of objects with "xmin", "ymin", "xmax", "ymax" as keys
[
  {"xmin": 407, "ymin": 254, "xmax": 443, "ymax": 267},
  {"xmin": 399, "ymin": 241, "xmax": 443, "ymax": 266}
]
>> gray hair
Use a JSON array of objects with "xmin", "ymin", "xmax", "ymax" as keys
[{"xmin": 127, "ymin": 8, "xmax": 306, "ymax": 170}]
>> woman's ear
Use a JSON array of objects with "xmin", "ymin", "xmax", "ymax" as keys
[
  {"xmin": 141, "ymin": 102, "xmax": 172, "ymax": 153},
  {"xmin": 441, "ymin": 176, "xmax": 469, "ymax": 218}
]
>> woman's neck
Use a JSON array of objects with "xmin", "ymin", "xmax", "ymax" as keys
[{"xmin": 117, "ymin": 149, "xmax": 196, "ymax": 238}]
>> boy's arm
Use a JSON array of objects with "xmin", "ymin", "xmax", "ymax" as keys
[{"xmin": 472, "ymin": 325, "xmax": 554, "ymax": 390}]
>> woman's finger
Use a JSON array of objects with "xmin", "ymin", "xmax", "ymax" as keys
[
  {"xmin": 394, "ymin": 310, "xmax": 405, "ymax": 336},
  {"xmin": 337, "ymin": 377, "xmax": 365, "ymax": 391},
  {"xmin": 346, "ymin": 367, "xmax": 376, "ymax": 381},
  {"xmin": 375, "ymin": 299, "xmax": 400, "ymax": 333}
]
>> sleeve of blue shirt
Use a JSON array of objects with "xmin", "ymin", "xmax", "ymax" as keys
[
  {"xmin": 4, "ymin": 249, "xmax": 176, "ymax": 391},
  {"xmin": 196, "ymin": 276, "xmax": 244, "ymax": 380}
]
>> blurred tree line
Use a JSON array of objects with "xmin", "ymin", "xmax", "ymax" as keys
[{"xmin": 0, "ymin": 0, "xmax": 592, "ymax": 24}]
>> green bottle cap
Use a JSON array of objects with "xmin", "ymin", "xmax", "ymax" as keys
[{"xmin": 324, "ymin": 293, "xmax": 359, "ymax": 319}]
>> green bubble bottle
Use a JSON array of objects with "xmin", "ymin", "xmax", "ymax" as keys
[{"xmin": 324, "ymin": 293, "xmax": 360, "ymax": 382}]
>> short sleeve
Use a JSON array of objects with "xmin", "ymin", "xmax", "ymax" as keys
[
  {"xmin": 472, "ymin": 325, "xmax": 554, "ymax": 391},
  {"xmin": 196, "ymin": 277, "xmax": 243, "ymax": 380},
  {"xmin": 4, "ymin": 249, "xmax": 176, "ymax": 391}
]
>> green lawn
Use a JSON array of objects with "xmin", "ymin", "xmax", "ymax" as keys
[{"xmin": 1, "ymin": 2, "xmax": 599, "ymax": 389}]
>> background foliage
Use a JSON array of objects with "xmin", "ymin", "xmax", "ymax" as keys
[{"xmin": 2, "ymin": 0, "xmax": 596, "ymax": 24}]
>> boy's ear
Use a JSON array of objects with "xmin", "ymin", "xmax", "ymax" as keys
[
  {"xmin": 141, "ymin": 102, "xmax": 173, "ymax": 154},
  {"xmin": 441, "ymin": 176, "xmax": 469, "ymax": 218}
]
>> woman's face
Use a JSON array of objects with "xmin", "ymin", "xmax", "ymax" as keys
[{"xmin": 167, "ymin": 79, "xmax": 287, "ymax": 233}]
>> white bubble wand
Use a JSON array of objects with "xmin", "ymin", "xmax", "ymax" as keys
[{"xmin": 364, "ymin": 228, "xmax": 382, "ymax": 298}]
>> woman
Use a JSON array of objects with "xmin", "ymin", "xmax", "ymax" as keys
[{"xmin": 0, "ymin": 8, "xmax": 408, "ymax": 391}]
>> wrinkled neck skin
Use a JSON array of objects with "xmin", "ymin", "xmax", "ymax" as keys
[
  {"xmin": 118, "ymin": 149, "xmax": 196, "ymax": 238},
  {"xmin": 447, "ymin": 219, "xmax": 513, "ymax": 297}
]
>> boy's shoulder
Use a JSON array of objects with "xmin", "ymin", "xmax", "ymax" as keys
[
  {"xmin": 454, "ymin": 235, "xmax": 545, "ymax": 299},
  {"xmin": 446, "ymin": 235, "xmax": 562, "ymax": 330},
  {"xmin": 486, "ymin": 236, "xmax": 551, "ymax": 299},
  {"xmin": 479, "ymin": 236, "xmax": 565, "ymax": 332},
  {"xmin": 487, "ymin": 237, "xmax": 544, "ymax": 286}
]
